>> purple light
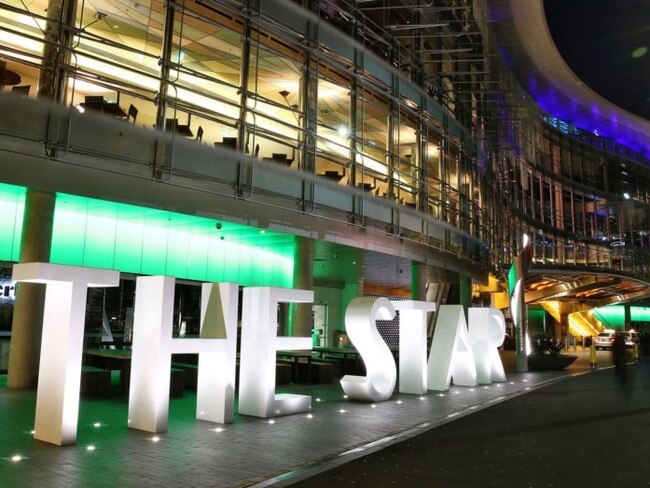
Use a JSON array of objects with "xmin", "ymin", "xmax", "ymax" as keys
[{"xmin": 528, "ymin": 86, "xmax": 650, "ymax": 161}]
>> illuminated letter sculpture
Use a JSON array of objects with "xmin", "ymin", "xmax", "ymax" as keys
[
  {"xmin": 238, "ymin": 287, "xmax": 313, "ymax": 417},
  {"xmin": 13, "ymin": 263, "xmax": 119, "ymax": 445},
  {"xmin": 468, "ymin": 308, "xmax": 506, "ymax": 384},
  {"xmin": 427, "ymin": 305, "xmax": 478, "ymax": 391},
  {"xmin": 196, "ymin": 282, "xmax": 239, "ymax": 423},
  {"xmin": 340, "ymin": 297, "xmax": 396, "ymax": 402},
  {"xmin": 128, "ymin": 277, "xmax": 238, "ymax": 433},
  {"xmin": 393, "ymin": 300, "xmax": 437, "ymax": 395}
]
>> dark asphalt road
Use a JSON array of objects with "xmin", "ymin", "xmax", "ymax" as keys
[{"xmin": 288, "ymin": 360, "xmax": 650, "ymax": 487}]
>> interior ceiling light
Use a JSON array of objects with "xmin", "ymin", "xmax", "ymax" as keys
[{"xmin": 83, "ymin": 11, "xmax": 107, "ymax": 30}]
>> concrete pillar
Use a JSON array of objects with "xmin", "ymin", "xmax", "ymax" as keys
[
  {"xmin": 290, "ymin": 236, "xmax": 314, "ymax": 337},
  {"xmin": 7, "ymin": 189, "xmax": 56, "ymax": 388},
  {"xmin": 557, "ymin": 311, "xmax": 567, "ymax": 339},
  {"xmin": 410, "ymin": 261, "xmax": 427, "ymax": 301},
  {"xmin": 558, "ymin": 304, "xmax": 569, "ymax": 338}
]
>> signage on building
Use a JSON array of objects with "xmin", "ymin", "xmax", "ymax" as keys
[
  {"xmin": 0, "ymin": 279, "xmax": 16, "ymax": 301},
  {"xmin": 12, "ymin": 262, "xmax": 507, "ymax": 447}
]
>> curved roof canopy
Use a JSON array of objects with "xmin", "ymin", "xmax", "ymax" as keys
[
  {"xmin": 487, "ymin": 0, "xmax": 650, "ymax": 159},
  {"xmin": 525, "ymin": 266, "xmax": 650, "ymax": 307}
]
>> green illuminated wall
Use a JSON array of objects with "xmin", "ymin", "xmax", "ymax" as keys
[
  {"xmin": 527, "ymin": 307, "xmax": 547, "ymax": 336},
  {"xmin": 0, "ymin": 183, "xmax": 25, "ymax": 262},
  {"xmin": 592, "ymin": 306, "xmax": 650, "ymax": 329},
  {"xmin": 0, "ymin": 183, "xmax": 294, "ymax": 287}
]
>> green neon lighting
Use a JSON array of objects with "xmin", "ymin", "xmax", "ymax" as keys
[
  {"xmin": 0, "ymin": 183, "xmax": 25, "ymax": 262},
  {"xmin": 592, "ymin": 306, "xmax": 650, "ymax": 328},
  {"xmin": 0, "ymin": 183, "xmax": 294, "ymax": 287},
  {"xmin": 591, "ymin": 307, "xmax": 625, "ymax": 328},
  {"xmin": 631, "ymin": 307, "xmax": 650, "ymax": 322}
]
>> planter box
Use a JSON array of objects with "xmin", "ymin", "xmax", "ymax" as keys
[{"xmin": 527, "ymin": 354, "xmax": 577, "ymax": 371}]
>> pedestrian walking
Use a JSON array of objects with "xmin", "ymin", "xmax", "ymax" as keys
[{"xmin": 612, "ymin": 331, "xmax": 628, "ymax": 386}]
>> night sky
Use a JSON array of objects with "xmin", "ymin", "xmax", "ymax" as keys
[{"xmin": 544, "ymin": 0, "xmax": 650, "ymax": 121}]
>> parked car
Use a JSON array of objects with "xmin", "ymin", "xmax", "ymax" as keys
[
  {"xmin": 621, "ymin": 330, "xmax": 640, "ymax": 348},
  {"xmin": 593, "ymin": 330, "xmax": 615, "ymax": 350},
  {"xmin": 593, "ymin": 330, "xmax": 639, "ymax": 350}
]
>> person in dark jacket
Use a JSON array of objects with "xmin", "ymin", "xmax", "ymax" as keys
[{"xmin": 612, "ymin": 331, "xmax": 628, "ymax": 385}]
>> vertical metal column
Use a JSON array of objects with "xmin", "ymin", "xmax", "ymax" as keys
[
  {"xmin": 237, "ymin": 0, "xmax": 253, "ymax": 154},
  {"xmin": 348, "ymin": 13, "xmax": 362, "ymax": 224},
  {"xmin": 386, "ymin": 85, "xmax": 396, "ymax": 200},
  {"xmin": 235, "ymin": 0, "xmax": 257, "ymax": 195},
  {"xmin": 299, "ymin": 11, "xmax": 318, "ymax": 212},
  {"xmin": 440, "ymin": 130, "xmax": 450, "ymax": 248},
  {"xmin": 415, "ymin": 100, "xmax": 427, "ymax": 213},
  {"xmin": 300, "ymin": 3, "xmax": 318, "ymax": 173},
  {"xmin": 349, "ymin": 52, "xmax": 358, "ymax": 191},
  {"xmin": 37, "ymin": 0, "xmax": 76, "ymax": 102},
  {"xmin": 385, "ymin": 35, "xmax": 398, "ymax": 235},
  {"xmin": 155, "ymin": 0, "xmax": 176, "ymax": 131}
]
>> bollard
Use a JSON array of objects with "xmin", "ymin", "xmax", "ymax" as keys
[
  {"xmin": 590, "ymin": 342, "xmax": 597, "ymax": 370},
  {"xmin": 633, "ymin": 343, "xmax": 640, "ymax": 363}
]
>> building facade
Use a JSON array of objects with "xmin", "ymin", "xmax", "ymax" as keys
[{"xmin": 0, "ymin": 0, "xmax": 649, "ymax": 382}]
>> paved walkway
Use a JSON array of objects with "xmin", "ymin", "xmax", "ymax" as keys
[
  {"xmin": 288, "ymin": 355, "xmax": 650, "ymax": 488},
  {"xmin": 0, "ymin": 349, "xmax": 618, "ymax": 487}
]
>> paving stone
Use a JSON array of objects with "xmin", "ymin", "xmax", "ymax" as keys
[{"xmin": 0, "ymin": 350, "xmax": 613, "ymax": 487}]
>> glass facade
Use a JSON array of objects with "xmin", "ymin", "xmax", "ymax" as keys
[{"xmin": 0, "ymin": 0, "xmax": 649, "ymax": 286}]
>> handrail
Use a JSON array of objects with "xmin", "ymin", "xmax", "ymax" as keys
[{"xmin": 0, "ymin": 93, "xmax": 490, "ymax": 278}]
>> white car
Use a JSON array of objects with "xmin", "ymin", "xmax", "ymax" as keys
[
  {"xmin": 594, "ymin": 330, "xmax": 639, "ymax": 350},
  {"xmin": 620, "ymin": 331, "xmax": 640, "ymax": 348},
  {"xmin": 593, "ymin": 330, "xmax": 615, "ymax": 350}
]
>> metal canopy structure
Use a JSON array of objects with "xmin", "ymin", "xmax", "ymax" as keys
[{"xmin": 524, "ymin": 266, "xmax": 650, "ymax": 308}]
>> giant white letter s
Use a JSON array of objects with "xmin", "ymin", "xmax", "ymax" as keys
[{"xmin": 340, "ymin": 297, "xmax": 396, "ymax": 402}]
